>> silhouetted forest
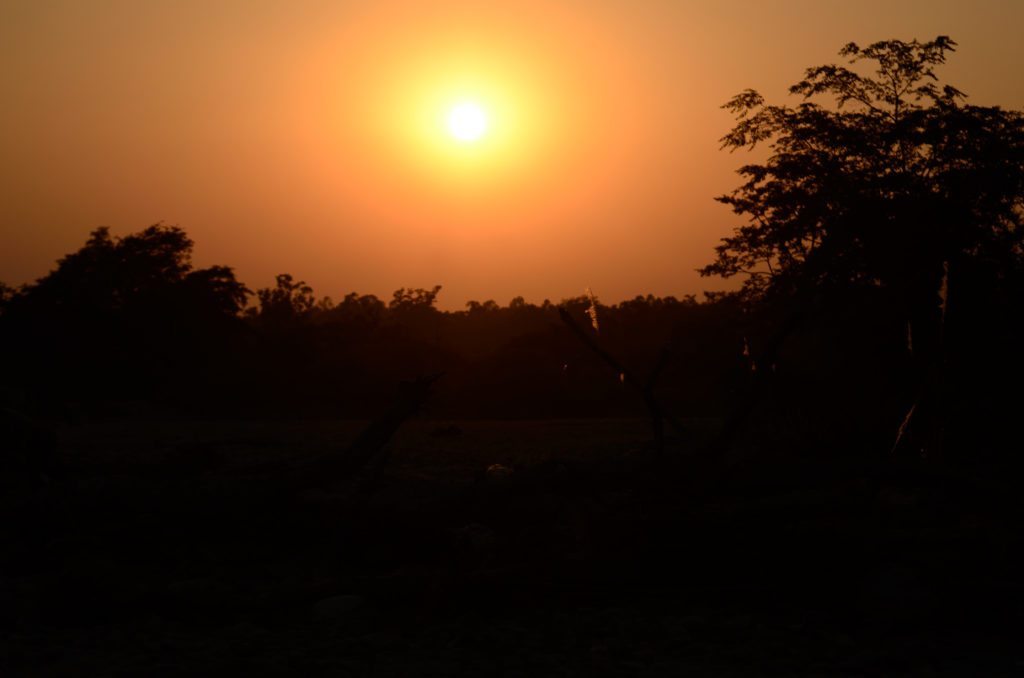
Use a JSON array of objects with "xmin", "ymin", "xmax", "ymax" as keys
[
  {"xmin": 0, "ymin": 224, "xmax": 744, "ymax": 421},
  {"xmin": 2, "ymin": 212, "xmax": 1020, "ymax": 463},
  {"xmin": 3, "ymin": 36, "xmax": 1024, "ymax": 674}
]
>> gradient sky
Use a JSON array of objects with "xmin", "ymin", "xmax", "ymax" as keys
[{"xmin": 2, "ymin": 0, "xmax": 1022, "ymax": 308}]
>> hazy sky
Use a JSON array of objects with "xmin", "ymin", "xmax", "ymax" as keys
[{"xmin": 2, "ymin": 0, "xmax": 1022, "ymax": 308}]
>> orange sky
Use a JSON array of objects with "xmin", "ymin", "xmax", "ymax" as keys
[{"xmin": 2, "ymin": 0, "xmax": 1022, "ymax": 308}]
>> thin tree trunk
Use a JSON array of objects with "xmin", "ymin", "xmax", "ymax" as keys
[{"xmin": 557, "ymin": 307, "xmax": 684, "ymax": 457}]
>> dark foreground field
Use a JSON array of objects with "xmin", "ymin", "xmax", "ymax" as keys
[{"xmin": 3, "ymin": 417, "xmax": 1023, "ymax": 676}]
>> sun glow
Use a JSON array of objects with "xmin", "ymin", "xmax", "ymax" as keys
[
  {"xmin": 364, "ymin": 59, "xmax": 543, "ymax": 180},
  {"xmin": 318, "ymin": 10, "xmax": 643, "ymax": 217},
  {"xmin": 447, "ymin": 101, "xmax": 488, "ymax": 142}
]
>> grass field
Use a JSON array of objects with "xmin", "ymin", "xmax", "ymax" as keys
[{"xmin": 2, "ymin": 416, "xmax": 1022, "ymax": 675}]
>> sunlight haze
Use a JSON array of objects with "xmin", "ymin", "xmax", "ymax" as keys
[{"xmin": 2, "ymin": 0, "xmax": 1022, "ymax": 308}]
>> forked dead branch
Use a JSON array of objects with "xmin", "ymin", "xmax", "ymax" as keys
[{"xmin": 557, "ymin": 305, "xmax": 685, "ymax": 457}]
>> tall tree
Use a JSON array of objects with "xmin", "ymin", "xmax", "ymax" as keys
[
  {"xmin": 17, "ymin": 225, "xmax": 249, "ymax": 318},
  {"xmin": 702, "ymin": 37, "xmax": 1024, "ymax": 458},
  {"xmin": 251, "ymin": 273, "xmax": 317, "ymax": 328},
  {"xmin": 2, "ymin": 225, "xmax": 250, "ymax": 401},
  {"xmin": 702, "ymin": 36, "xmax": 1024, "ymax": 321}
]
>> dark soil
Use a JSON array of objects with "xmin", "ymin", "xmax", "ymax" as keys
[{"xmin": 2, "ymin": 418, "xmax": 1022, "ymax": 676}]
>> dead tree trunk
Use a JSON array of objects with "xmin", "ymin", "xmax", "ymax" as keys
[
  {"xmin": 307, "ymin": 372, "xmax": 443, "ymax": 481},
  {"xmin": 557, "ymin": 307, "xmax": 684, "ymax": 457},
  {"xmin": 229, "ymin": 373, "xmax": 443, "ymax": 491}
]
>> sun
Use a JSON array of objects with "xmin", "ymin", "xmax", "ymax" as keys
[{"xmin": 447, "ymin": 101, "xmax": 488, "ymax": 142}]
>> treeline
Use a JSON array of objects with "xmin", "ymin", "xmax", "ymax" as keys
[
  {"xmin": 0, "ymin": 225, "xmax": 746, "ymax": 420},
  {"xmin": 0, "ymin": 220, "xmax": 1020, "ymax": 462}
]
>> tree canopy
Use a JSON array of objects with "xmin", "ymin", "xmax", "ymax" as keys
[
  {"xmin": 702, "ymin": 36, "xmax": 1024, "ymax": 312},
  {"xmin": 14, "ymin": 224, "xmax": 250, "ymax": 319},
  {"xmin": 0, "ymin": 225, "xmax": 252, "ymax": 404}
]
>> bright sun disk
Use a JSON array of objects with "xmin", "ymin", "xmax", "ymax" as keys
[{"xmin": 447, "ymin": 101, "xmax": 488, "ymax": 142}]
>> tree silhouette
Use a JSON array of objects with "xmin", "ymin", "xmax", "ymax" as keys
[
  {"xmin": 327, "ymin": 292, "xmax": 386, "ymax": 330},
  {"xmin": 16, "ymin": 225, "xmax": 250, "ymax": 318},
  {"xmin": 1, "ymin": 225, "xmax": 251, "ymax": 405},
  {"xmin": 702, "ymin": 36, "xmax": 1024, "ymax": 321},
  {"xmin": 0, "ymin": 282, "xmax": 13, "ymax": 317},
  {"xmin": 388, "ymin": 285, "xmax": 443, "ymax": 314},
  {"xmin": 251, "ymin": 273, "xmax": 317, "ymax": 327},
  {"xmin": 701, "ymin": 37, "xmax": 1024, "ymax": 458},
  {"xmin": 465, "ymin": 299, "xmax": 500, "ymax": 313}
]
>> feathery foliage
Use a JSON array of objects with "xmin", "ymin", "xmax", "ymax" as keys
[{"xmin": 703, "ymin": 36, "xmax": 1024, "ymax": 312}]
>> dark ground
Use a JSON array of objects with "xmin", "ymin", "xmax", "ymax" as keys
[{"xmin": 2, "ymin": 417, "xmax": 1022, "ymax": 676}]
